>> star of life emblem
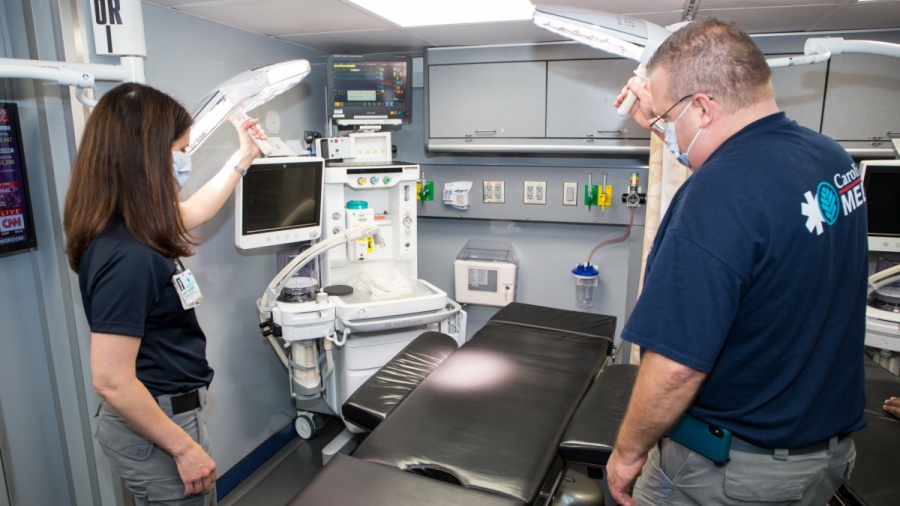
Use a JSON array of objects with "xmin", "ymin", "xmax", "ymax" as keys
[{"xmin": 801, "ymin": 191, "xmax": 825, "ymax": 235}]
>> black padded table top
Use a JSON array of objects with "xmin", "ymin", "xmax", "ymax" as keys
[
  {"xmin": 835, "ymin": 357, "xmax": 900, "ymax": 505},
  {"xmin": 559, "ymin": 363, "xmax": 639, "ymax": 466},
  {"xmin": 352, "ymin": 317, "xmax": 612, "ymax": 503},
  {"xmin": 289, "ymin": 453, "xmax": 525, "ymax": 506}
]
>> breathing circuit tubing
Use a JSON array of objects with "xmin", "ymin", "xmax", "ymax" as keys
[
  {"xmin": 586, "ymin": 207, "xmax": 636, "ymax": 265},
  {"xmin": 257, "ymin": 223, "xmax": 384, "ymax": 372}
]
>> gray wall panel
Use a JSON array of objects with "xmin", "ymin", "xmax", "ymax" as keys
[{"xmin": 140, "ymin": 4, "xmax": 326, "ymax": 475}]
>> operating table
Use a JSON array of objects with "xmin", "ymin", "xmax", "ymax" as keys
[
  {"xmin": 290, "ymin": 302, "xmax": 635, "ymax": 505},
  {"xmin": 829, "ymin": 357, "xmax": 900, "ymax": 506}
]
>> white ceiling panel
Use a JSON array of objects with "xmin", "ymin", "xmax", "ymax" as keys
[
  {"xmin": 143, "ymin": 0, "xmax": 900, "ymax": 55},
  {"xmin": 406, "ymin": 21, "xmax": 561, "ymax": 48},
  {"xmin": 702, "ymin": 0, "xmax": 845, "ymax": 6},
  {"xmin": 624, "ymin": 11, "xmax": 685, "ymax": 29},
  {"xmin": 173, "ymin": 0, "xmax": 394, "ymax": 36},
  {"xmin": 813, "ymin": 2, "xmax": 900, "ymax": 31},
  {"xmin": 696, "ymin": 5, "xmax": 842, "ymax": 32},
  {"xmin": 279, "ymin": 29, "xmax": 429, "ymax": 55}
]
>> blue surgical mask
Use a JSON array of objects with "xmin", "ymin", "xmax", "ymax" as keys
[
  {"xmin": 663, "ymin": 101, "xmax": 704, "ymax": 168},
  {"xmin": 172, "ymin": 151, "xmax": 192, "ymax": 190}
]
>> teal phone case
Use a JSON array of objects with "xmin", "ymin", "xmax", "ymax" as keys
[{"xmin": 666, "ymin": 414, "xmax": 732, "ymax": 463}]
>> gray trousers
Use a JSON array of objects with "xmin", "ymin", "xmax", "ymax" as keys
[
  {"xmin": 632, "ymin": 435, "xmax": 855, "ymax": 505},
  {"xmin": 95, "ymin": 388, "xmax": 215, "ymax": 506}
]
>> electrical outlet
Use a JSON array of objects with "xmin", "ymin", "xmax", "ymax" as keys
[
  {"xmin": 483, "ymin": 180, "xmax": 505, "ymax": 203},
  {"xmin": 524, "ymin": 181, "xmax": 547, "ymax": 205},
  {"xmin": 563, "ymin": 182, "xmax": 578, "ymax": 206}
]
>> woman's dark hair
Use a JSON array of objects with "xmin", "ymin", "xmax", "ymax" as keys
[{"xmin": 64, "ymin": 82, "xmax": 194, "ymax": 272}]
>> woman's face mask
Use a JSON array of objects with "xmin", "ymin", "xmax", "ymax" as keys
[{"xmin": 172, "ymin": 151, "xmax": 192, "ymax": 190}]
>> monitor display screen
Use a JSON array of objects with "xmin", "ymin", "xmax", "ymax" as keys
[
  {"xmin": 327, "ymin": 54, "xmax": 412, "ymax": 127},
  {"xmin": 235, "ymin": 157, "xmax": 324, "ymax": 250},
  {"xmin": 0, "ymin": 102, "xmax": 38, "ymax": 255},
  {"xmin": 861, "ymin": 159, "xmax": 900, "ymax": 253}
]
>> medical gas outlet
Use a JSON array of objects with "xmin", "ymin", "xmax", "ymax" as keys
[
  {"xmin": 622, "ymin": 172, "xmax": 647, "ymax": 208},
  {"xmin": 417, "ymin": 173, "xmax": 434, "ymax": 205},
  {"xmin": 346, "ymin": 200, "xmax": 376, "ymax": 262},
  {"xmin": 585, "ymin": 173, "xmax": 613, "ymax": 212}
]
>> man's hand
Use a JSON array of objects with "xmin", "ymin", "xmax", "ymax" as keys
[
  {"xmin": 885, "ymin": 396, "xmax": 900, "ymax": 418},
  {"xmin": 613, "ymin": 76, "xmax": 657, "ymax": 133},
  {"xmin": 606, "ymin": 447, "xmax": 648, "ymax": 506},
  {"xmin": 173, "ymin": 441, "xmax": 217, "ymax": 496}
]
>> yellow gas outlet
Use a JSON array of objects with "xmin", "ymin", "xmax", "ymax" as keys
[{"xmin": 597, "ymin": 185, "xmax": 613, "ymax": 212}]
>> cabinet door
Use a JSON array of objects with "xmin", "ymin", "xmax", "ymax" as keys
[
  {"xmin": 428, "ymin": 61, "xmax": 547, "ymax": 139},
  {"xmin": 546, "ymin": 59, "xmax": 649, "ymax": 140},
  {"xmin": 770, "ymin": 63, "xmax": 826, "ymax": 132},
  {"xmin": 822, "ymin": 54, "xmax": 900, "ymax": 142}
]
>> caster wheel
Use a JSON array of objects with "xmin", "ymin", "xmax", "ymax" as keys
[
  {"xmin": 295, "ymin": 413, "xmax": 325, "ymax": 439},
  {"xmin": 295, "ymin": 415, "xmax": 314, "ymax": 439}
]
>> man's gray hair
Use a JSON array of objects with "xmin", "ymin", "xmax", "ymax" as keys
[{"xmin": 647, "ymin": 18, "xmax": 774, "ymax": 113}]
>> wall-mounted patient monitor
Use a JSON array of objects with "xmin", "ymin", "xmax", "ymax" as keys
[
  {"xmin": 327, "ymin": 54, "xmax": 412, "ymax": 130},
  {"xmin": 235, "ymin": 156, "xmax": 324, "ymax": 249},
  {"xmin": 861, "ymin": 159, "xmax": 900, "ymax": 253}
]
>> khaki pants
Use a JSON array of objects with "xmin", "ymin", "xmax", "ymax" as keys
[
  {"xmin": 632, "ymin": 435, "xmax": 855, "ymax": 505},
  {"xmin": 95, "ymin": 390, "xmax": 215, "ymax": 506}
]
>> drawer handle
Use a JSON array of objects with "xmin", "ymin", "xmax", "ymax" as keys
[
  {"xmin": 596, "ymin": 130, "xmax": 623, "ymax": 135},
  {"xmin": 887, "ymin": 132, "xmax": 900, "ymax": 138},
  {"xmin": 474, "ymin": 129, "xmax": 497, "ymax": 135}
]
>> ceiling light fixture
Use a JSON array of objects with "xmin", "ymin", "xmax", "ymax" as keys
[{"xmin": 347, "ymin": 0, "xmax": 534, "ymax": 27}]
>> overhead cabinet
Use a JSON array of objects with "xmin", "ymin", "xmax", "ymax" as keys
[
  {"xmin": 425, "ymin": 38, "xmax": 900, "ymax": 156},
  {"xmin": 425, "ymin": 44, "xmax": 653, "ymax": 154},
  {"xmin": 428, "ymin": 61, "xmax": 547, "ymax": 139},
  {"xmin": 545, "ymin": 59, "xmax": 650, "ymax": 141},
  {"xmin": 769, "ymin": 62, "xmax": 827, "ymax": 132},
  {"xmin": 821, "ymin": 53, "xmax": 900, "ymax": 149}
]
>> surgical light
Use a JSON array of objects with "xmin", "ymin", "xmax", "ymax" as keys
[
  {"xmin": 533, "ymin": 5, "xmax": 677, "ymax": 116},
  {"xmin": 187, "ymin": 59, "xmax": 311, "ymax": 156}
]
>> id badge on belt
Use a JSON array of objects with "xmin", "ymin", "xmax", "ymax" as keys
[{"xmin": 173, "ymin": 259, "xmax": 202, "ymax": 309}]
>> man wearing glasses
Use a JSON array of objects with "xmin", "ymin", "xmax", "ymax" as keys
[{"xmin": 608, "ymin": 17, "xmax": 868, "ymax": 506}]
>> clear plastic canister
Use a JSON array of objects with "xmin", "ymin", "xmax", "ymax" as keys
[
  {"xmin": 276, "ymin": 243, "xmax": 319, "ymax": 302},
  {"xmin": 572, "ymin": 263, "xmax": 600, "ymax": 309}
]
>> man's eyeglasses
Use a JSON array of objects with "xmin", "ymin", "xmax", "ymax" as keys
[{"xmin": 648, "ymin": 94, "xmax": 694, "ymax": 134}]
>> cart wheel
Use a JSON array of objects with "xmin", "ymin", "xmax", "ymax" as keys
[{"xmin": 295, "ymin": 415, "xmax": 314, "ymax": 439}]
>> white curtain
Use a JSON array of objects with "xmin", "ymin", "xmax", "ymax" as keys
[{"xmin": 629, "ymin": 135, "xmax": 692, "ymax": 365}]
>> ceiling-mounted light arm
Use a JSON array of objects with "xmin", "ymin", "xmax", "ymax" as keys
[
  {"xmin": 805, "ymin": 37, "xmax": 900, "ymax": 59},
  {"xmin": 532, "ymin": 5, "xmax": 677, "ymax": 117},
  {"xmin": 187, "ymin": 59, "xmax": 312, "ymax": 157},
  {"xmin": 765, "ymin": 44, "xmax": 832, "ymax": 68},
  {"xmin": 0, "ymin": 56, "xmax": 145, "ymax": 107},
  {"xmin": 682, "ymin": 0, "xmax": 701, "ymax": 22},
  {"xmin": 0, "ymin": 0, "xmax": 148, "ymax": 107},
  {"xmin": 767, "ymin": 37, "xmax": 900, "ymax": 68}
]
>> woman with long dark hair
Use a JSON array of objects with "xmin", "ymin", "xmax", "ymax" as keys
[{"xmin": 64, "ymin": 82, "xmax": 264, "ymax": 505}]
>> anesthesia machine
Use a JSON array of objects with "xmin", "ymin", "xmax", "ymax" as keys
[{"xmin": 245, "ymin": 156, "xmax": 466, "ymax": 450}]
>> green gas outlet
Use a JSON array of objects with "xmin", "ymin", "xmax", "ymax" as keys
[
  {"xmin": 584, "ymin": 185, "xmax": 598, "ymax": 210},
  {"xmin": 417, "ymin": 181, "xmax": 434, "ymax": 205}
]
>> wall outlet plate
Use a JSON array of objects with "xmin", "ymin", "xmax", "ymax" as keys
[{"xmin": 524, "ymin": 181, "xmax": 546, "ymax": 205}]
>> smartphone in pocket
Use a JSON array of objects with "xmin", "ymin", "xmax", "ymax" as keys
[{"xmin": 666, "ymin": 414, "xmax": 732, "ymax": 464}]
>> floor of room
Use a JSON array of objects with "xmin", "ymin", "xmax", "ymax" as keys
[{"xmin": 219, "ymin": 418, "xmax": 345, "ymax": 506}]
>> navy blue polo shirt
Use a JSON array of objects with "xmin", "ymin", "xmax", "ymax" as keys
[
  {"xmin": 622, "ymin": 113, "xmax": 867, "ymax": 448},
  {"xmin": 79, "ymin": 214, "xmax": 213, "ymax": 397}
]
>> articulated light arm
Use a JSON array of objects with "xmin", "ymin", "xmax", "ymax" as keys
[
  {"xmin": 532, "ymin": 5, "xmax": 675, "ymax": 116},
  {"xmin": 767, "ymin": 37, "xmax": 900, "ymax": 68},
  {"xmin": 0, "ymin": 0, "xmax": 148, "ymax": 106}
]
